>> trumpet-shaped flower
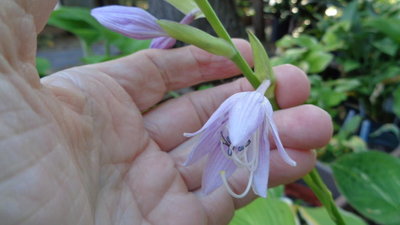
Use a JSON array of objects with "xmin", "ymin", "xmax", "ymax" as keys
[
  {"xmin": 184, "ymin": 80, "xmax": 296, "ymax": 198},
  {"xmin": 91, "ymin": 5, "xmax": 198, "ymax": 49}
]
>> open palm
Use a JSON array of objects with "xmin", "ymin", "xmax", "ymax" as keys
[{"xmin": 0, "ymin": 1, "xmax": 332, "ymax": 225}]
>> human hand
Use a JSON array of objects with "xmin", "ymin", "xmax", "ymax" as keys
[{"xmin": 0, "ymin": 1, "xmax": 332, "ymax": 225}]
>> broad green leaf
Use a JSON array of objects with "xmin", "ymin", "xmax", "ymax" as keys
[
  {"xmin": 322, "ymin": 21, "xmax": 350, "ymax": 51},
  {"xmin": 331, "ymin": 78, "xmax": 360, "ymax": 92},
  {"xmin": 341, "ymin": 1, "xmax": 358, "ymax": 23},
  {"xmin": 158, "ymin": 20, "xmax": 235, "ymax": 58},
  {"xmin": 372, "ymin": 38, "xmax": 398, "ymax": 56},
  {"xmin": 332, "ymin": 151, "xmax": 400, "ymax": 225},
  {"xmin": 166, "ymin": 0, "xmax": 204, "ymax": 18},
  {"xmin": 229, "ymin": 198, "xmax": 297, "ymax": 225},
  {"xmin": 48, "ymin": 7, "xmax": 102, "ymax": 46},
  {"xmin": 365, "ymin": 18, "xmax": 400, "ymax": 44},
  {"xmin": 304, "ymin": 51, "xmax": 333, "ymax": 73},
  {"xmin": 248, "ymin": 31, "xmax": 273, "ymax": 83},
  {"xmin": 299, "ymin": 206, "xmax": 367, "ymax": 225}
]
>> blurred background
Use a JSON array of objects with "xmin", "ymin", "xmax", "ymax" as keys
[{"xmin": 37, "ymin": 1, "xmax": 400, "ymax": 225}]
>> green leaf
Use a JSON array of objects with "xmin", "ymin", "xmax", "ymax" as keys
[
  {"xmin": 36, "ymin": 57, "xmax": 51, "ymax": 77},
  {"xmin": 276, "ymin": 35, "xmax": 320, "ymax": 50},
  {"xmin": 372, "ymin": 38, "xmax": 398, "ymax": 56},
  {"xmin": 304, "ymin": 51, "xmax": 333, "ymax": 73},
  {"xmin": 299, "ymin": 206, "xmax": 367, "ymax": 225},
  {"xmin": 331, "ymin": 78, "xmax": 360, "ymax": 92},
  {"xmin": 48, "ymin": 7, "xmax": 103, "ymax": 46},
  {"xmin": 112, "ymin": 38, "xmax": 150, "ymax": 55},
  {"xmin": 365, "ymin": 18, "xmax": 400, "ymax": 44},
  {"xmin": 322, "ymin": 21, "xmax": 351, "ymax": 51},
  {"xmin": 248, "ymin": 31, "xmax": 273, "ymax": 82},
  {"xmin": 166, "ymin": 0, "xmax": 204, "ymax": 18},
  {"xmin": 341, "ymin": 59, "xmax": 360, "ymax": 72},
  {"xmin": 332, "ymin": 151, "xmax": 400, "ymax": 225},
  {"xmin": 268, "ymin": 186, "xmax": 284, "ymax": 199},
  {"xmin": 337, "ymin": 115, "xmax": 362, "ymax": 140},
  {"xmin": 229, "ymin": 198, "xmax": 297, "ymax": 225},
  {"xmin": 158, "ymin": 20, "xmax": 235, "ymax": 58},
  {"xmin": 341, "ymin": 1, "xmax": 358, "ymax": 23}
]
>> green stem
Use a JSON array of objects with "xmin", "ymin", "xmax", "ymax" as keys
[
  {"xmin": 303, "ymin": 169, "xmax": 346, "ymax": 225},
  {"xmin": 194, "ymin": 0, "xmax": 259, "ymax": 89},
  {"xmin": 231, "ymin": 54, "xmax": 259, "ymax": 88}
]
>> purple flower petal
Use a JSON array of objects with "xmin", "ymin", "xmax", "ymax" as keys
[
  {"xmin": 184, "ymin": 93, "xmax": 243, "ymax": 137},
  {"xmin": 202, "ymin": 144, "xmax": 237, "ymax": 195},
  {"xmin": 180, "ymin": 9, "xmax": 199, "ymax": 25},
  {"xmin": 150, "ymin": 36, "xmax": 177, "ymax": 49},
  {"xmin": 252, "ymin": 125, "xmax": 270, "ymax": 197},
  {"xmin": 228, "ymin": 92, "xmax": 267, "ymax": 147},
  {"xmin": 91, "ymin": 6, "xmax": 166, "ymax": 39},
  {"xmin": 183, "ymin": 121, "xmax": 224, "ymax": 166},
  {"xmin": 265, "ymin": 103, "xmax": 296, "ymax": 166}
]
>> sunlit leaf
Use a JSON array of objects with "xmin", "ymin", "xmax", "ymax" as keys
[
  {"xmin": 299, "ymin": 206, "xmax": 367, "ymax": 225},
  {"xmin": 332, "ymin": 151, "xmax": 400, "ymax": 225},
  {"xmin": 229, "ymin": 198, "xmax": 297, "ymax": 225}
]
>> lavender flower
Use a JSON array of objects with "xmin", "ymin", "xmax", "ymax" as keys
[
  {"xmin": 184, "ymin": 80, "xmax": 296, "ymax": 198},
  {"xmin": 91, "ymin": 5, "xmax": 199, "ymax": 49},
  {"xmin": 91, "ymin": 6, "xmax": 166, "ymax": 39}
]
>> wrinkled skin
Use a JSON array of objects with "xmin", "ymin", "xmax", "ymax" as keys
[{"xmin": 0, "ymin": 1, "xmax": 333, "ymax": 225}]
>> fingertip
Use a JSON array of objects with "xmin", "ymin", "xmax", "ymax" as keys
[{"xmin": 274, "ymin": 64, "xmax": 310, "ymax": 108}]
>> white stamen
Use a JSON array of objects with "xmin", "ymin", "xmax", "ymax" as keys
[{"xmin": 220, "ymin": 170, "xmax": 254, "ymax": 198}]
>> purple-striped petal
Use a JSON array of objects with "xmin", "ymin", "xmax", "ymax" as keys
[
  {"xmin": 183, "ymin": 120, "xmax": 224, "ymax": 166},
  {"xmin": 265, "ymin": 103, "xmax": 297, "ymax": 167},
  {"xmin": 91, "ymin": 6, "xmax": 166, "ymax": 39},
  {"xmin": 184, "ymin": 92, "xmax": 244, "ymax": 137},
  {"xmin": 150, "ymin": 36, "xmax": 176, "ymax": 49},
  {"xmin": 228, "ymin": 92, "xmax": 267, "ymax": 147},
  {"xmin": 252, "ymin": 125, "xmax": 270, "ymax": 197},
  {"xmin": 202, "ymin": 145, "xmax": 237, "ymax": 195}
]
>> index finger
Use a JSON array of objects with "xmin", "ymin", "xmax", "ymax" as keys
[{"xmin": 90, "ymin": 39, "xmax": 253, "ymax": 111}]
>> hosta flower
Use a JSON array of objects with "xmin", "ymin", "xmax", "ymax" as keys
[
  {"xmin": 91, "ymin": 5, "xmax": 199, "ymax": 49},
  {"xmin": 184, "ymin": 80, "xmax": 296, "ymax": 198}
]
